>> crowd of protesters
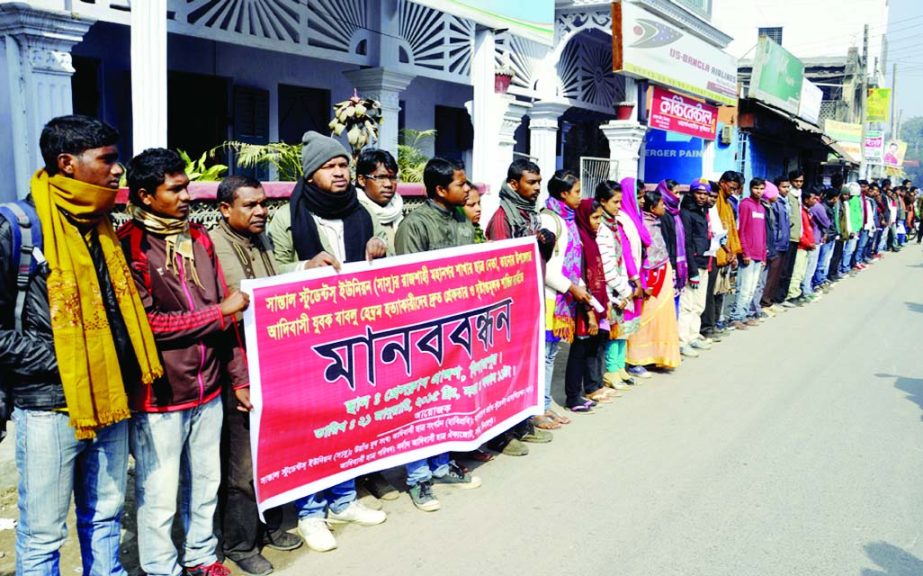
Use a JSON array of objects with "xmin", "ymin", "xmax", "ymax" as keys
[{"xmin": 0, "ymin": 115, "xmax": 918, "ymax": 576}]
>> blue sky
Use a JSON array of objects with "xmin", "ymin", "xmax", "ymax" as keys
[{"xmin": 888, "ymin": 0, "xmax": 923, "ymax": 122}]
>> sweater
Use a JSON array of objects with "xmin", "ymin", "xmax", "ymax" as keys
[{"xmin": 737, "ymin": 197, "xmax": 767, "ymax": 262}]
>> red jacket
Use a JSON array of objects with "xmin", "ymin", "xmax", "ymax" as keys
[
  {"xmin": 798, "ymin": 207, "xmax": 815, "ymax": 250},
  {"xmin": 118, "ymin": 221, "xmax": 248, "ymax": 412}
]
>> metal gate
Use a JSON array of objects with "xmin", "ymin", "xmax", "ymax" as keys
[{"xmin": 580, "ymin": 156, "xmax": 619, "ymax": 199}]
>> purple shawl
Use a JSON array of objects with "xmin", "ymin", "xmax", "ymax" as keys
[
  {"xmin": 657, "ymin": 180, "xmax": 688, "ymax": 290},
  {"xmin": 620, "ymin": 177, "xmax": 652, "ymax": 247},
  {"xmin": 545, "ymin": 196, "xmax": 582, "ymax": 342}
]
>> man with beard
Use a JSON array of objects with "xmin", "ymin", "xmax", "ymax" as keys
[{"xmin": 267, "ymin": 132, "xmax": 387, "ymax": 552}]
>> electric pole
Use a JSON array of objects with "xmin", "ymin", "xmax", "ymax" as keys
[{"xmin": 891, "ymin": 62, "xmax": 897, "ymax": 138}]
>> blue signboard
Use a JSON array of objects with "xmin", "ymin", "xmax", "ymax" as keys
[{"xmin": 643, "ymin": 129, "xmax": 704, "ymax": 184}]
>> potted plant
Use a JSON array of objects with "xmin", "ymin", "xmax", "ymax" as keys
[
  {"xmin": 615, "ymin": 102, "xmax": 635, "ymax": 120},
  {"xmin": 495, "ymin": 53, "xmax": 514, "ymax": 94}
]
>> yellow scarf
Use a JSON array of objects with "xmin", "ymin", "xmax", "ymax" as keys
[
  {"xmin": 715, "ymin": 190, "xmax": 742, "ymax": 267},
  {"xmin": 126, "ymin": 203, "xmax": 203, "ymax": 288},
  {"xmin": 31, "ymin": 169, "xmax": 163, "ymax": 439}
]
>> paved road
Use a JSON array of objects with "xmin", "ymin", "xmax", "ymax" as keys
[{"xmin": 268, "ymin": 247, "xmax": 923, "ymax": 576}]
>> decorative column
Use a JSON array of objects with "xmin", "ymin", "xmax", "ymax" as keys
[
  {"xmin": 0, "ymin": 4, "xmax": 93, "ymax": 200},
  {"xmin": 529, "ymin": 99, "xmax": 568, "ymax": 184},
  {"xmin": 470, "ymin": 26, "xmax": 495, "ymax": 189},
  {"xmin": 343, "ymin": 67, "xmax": 415, "ymax": 157},
  {"xmin": 599, "ymin": 119, "xmax": 647, "ymax": 181},
  {"xmin": 131, "ymin": 0, "xmax": 167, "ymax": 153}
]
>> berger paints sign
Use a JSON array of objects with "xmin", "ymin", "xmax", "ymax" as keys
[
  {"xmin": 750, "ymin": 37, "xmax": 804, "ymax": 115},
  {"xmin": 612, "ymin": 1, "xmax": 737, "ymax": 105}
]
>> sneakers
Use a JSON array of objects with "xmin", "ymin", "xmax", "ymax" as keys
[
  {"xmin": 297, "ymin": 517, "xmax": 337, "ymax": 552},
  {"xmin": 184, "ymin": 562, "xmax": 232, "ymax": 576},
  {"xmin": 327, "ymin": 500, "xmax": 387, "ymax": 526},
  {"xmin": 501, "ymin": 438, "xmax": 530, "ymax": 456},
  {"xmin": 432, "ymin": 462, "xmax": 482, "ymax": 489},
  {"xmin": 680, "ymin": 344, "xmax": 700, "ymax": 358},
  {"xmin": 409, "ymin": 481, "xmax": 441, "ymax": 512},
  {"xmin": 229, "ymin": 554, "xmax": 272, "ymax": 576},
  {"xmin": 262, "ymin": 529, "xmax": 303, "ymax": 552},
  {"xmin": 690, "ymin": 338, "xmax": 712, "ymax": 350}
]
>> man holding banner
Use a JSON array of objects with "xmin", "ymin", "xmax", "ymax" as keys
[
  {"xmin": 268, "ymin": 132, "xmax": 387, "ymax": 552},
  {"xmin": 394, "ymin": 158, "xmax": 482, "ymax": 512}
]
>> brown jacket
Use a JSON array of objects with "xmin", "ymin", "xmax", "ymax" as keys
[{"xmin": 118, "ymin": 221, "xmax": 248, "ymax": 412}]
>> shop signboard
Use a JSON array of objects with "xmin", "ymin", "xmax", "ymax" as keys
[
  {"xmin": 825, "ymin": 119, "xmax": 863, "ymax": 163},
  {"xmin": 612, "ymin": 1, "xmax": 738, "ymax": 105},
  {"xmin": 864, "ymin": 129, "xmax": 884, "ymax": 162},
  {"xmin": 867, "ymin": 88, "xmax": 891, "ymax": 123},
  {"xmin": 644, "ymin": 129, "xmax": 705, "ymax": 184},
  {"xmin": 797, "ymin": 79, "xmax": 823, "ymax": 125},
  {"xmin": 749, "ymin": 37, "xmax": 804, "ymax": 115},
  {"xmin": 649, "ymin": 85, "xmax": 718, "ymax": 139}
]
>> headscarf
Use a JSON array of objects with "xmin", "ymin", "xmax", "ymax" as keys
[
  {"xmin": 657, "ymin": 180, "xmax": 688, "ymax": 290},
  {"xmin": 763, "ymin": 181, "xmax": 779, "ymax": 201},
  {"xmin": 32, "ymin": 169, "xmax": 162, "ymax": 439},
  {"xmin": 575, "ymin": 199, "xmax": 606, "ymax": 334},
  {"xmin": 620, "ymin": 177, "xmax": 652, "ymax": 247},
  {"xmin": 544, "ymin": 195, "xmax": 582, "ymax": 342}
]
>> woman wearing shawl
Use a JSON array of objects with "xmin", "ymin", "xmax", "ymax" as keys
[
  {"xmin": 539, "ymin": 170, "xmax": 592, "ymax": 426},
  {"xmin": 564, "ymin": 199, "xmax": 620, "ymax": 412},
  {"xmin": 618, "ymin": 177, "xmax": 655, "ymax": 379},
  {"xmin": 625, "ymin": 188, "xmax": 681, "ymax": 370},
  {"xmin": 595, "ymin": 181, "xmax": 636, "ymax": 388}
]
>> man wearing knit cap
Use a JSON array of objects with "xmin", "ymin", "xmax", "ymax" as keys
[
  {"xmin": 267, "ymin": 131, "xmax": 387, "ymax": 553},
  {"xmin": 268, "ymin": 131, "xmax": 386, "ymax": 272},
  {"xmin": 677, "ymin": 179, "xmax": 712, "ymax": 354}
]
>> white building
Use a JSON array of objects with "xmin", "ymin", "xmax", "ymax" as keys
[{"xmin": 0, "ymin": 0, "xmax": 738, "ymax": 215}]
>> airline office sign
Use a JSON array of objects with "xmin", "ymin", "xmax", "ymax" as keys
[{"xmin": 612, "ymin": 1, "xmax": 738, "ymax": 106}]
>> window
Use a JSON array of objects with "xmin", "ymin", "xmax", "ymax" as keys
[{"xmin": 758, "ymin": 27, "xmax": 783, "ymax": 45}]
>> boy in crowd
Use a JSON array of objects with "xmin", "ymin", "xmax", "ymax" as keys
[
  {"xmin": 729, "ymin": 178, "xmax": 767, "ymax": 329},
  {"xmin": 395, "ymin": 158, "xmax": 482, "ymax": 511},
  {"xmin": 120, "ymin": 148, "xmax": 250, "ymax": 576}
]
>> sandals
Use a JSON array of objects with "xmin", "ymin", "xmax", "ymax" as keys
[
  {"xmin": 565, "ymin": 399, "xmax": 596, "ymax": 413},
  {"xmin": 545, "ymin": 409, "xmax": 571, "ymax": 425},
  {"xmin": 531, "ymin": 414, "xmax": 561, "ymax": 430},
  {"xmin": 586, "ymin": 388, "xmax": 617, "ymax": 403}
]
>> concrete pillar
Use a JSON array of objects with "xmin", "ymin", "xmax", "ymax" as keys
[
  {"xmin": 470, "ymin": 26, "xmax": 495, "ymax": 189},
  {"xmin": 529, "ymin": 99, "xmax": 569, "ymax": 185},
  {"xmin": 131, "ymin": 0, "xmax": 167, "ymax": 153},
  {"xmin": 342, "ymin": 67, "xmax": 415, "ymax": 157},
  {"xmin": 478, "ymin": 96, "xmax": 531, "ymax": 225},
  {"xmin": 0, "ymin": 3, "xmax": 93, "ymax": 200},
  {"xmin": 599, "ymin": 120, "xmax": 647, "ymax": 181}
]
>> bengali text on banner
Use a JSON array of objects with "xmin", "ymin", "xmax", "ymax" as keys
[{"xmin": 241, "ymin": 238, "xmax": 545, "ymax": 513}]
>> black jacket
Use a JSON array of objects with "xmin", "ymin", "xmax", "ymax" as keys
[
  {"xmin": 0, "ymin": 199, "xmax": 138, "ymax": 411},
  {"xmin": 679, "ymin": 195, "xmax": 710, "ymax": 272}
]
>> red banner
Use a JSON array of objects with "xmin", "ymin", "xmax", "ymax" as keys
[
  {"xmin": 649, "ymin": 85, "xmax": 719, "ymax": 140},
  {"xmin": 241, "ymin": 238, "xmax": 544, "ymax": 512}
]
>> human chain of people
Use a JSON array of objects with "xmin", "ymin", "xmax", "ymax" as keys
[{"xmin": 0, "ymin": 114, "xmax": 916, "ymax": 576}]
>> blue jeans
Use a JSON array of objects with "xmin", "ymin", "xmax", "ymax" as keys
[
  {"xmin": 13, "ymin": 408, "xmax": 128, "ymax": 576},
  {"xmin": 813, "ymin": 240, "xmax": 835, "ymax": 286},
  {"xmin": 405, "ymin": 453, "xmax": 451, "ymax": 487},
  {"xmin": 839, "ymin": 237, "xmax": 857, "ymax": 274},
  {"xmin": 854, "ymin": 229, "xmax": 869, "ymax": 266},
  {"xmin": 801, "ymin": 247, "xmax": 820, "ymax": 296},
  {"xmin": 731, "ymin": 261, "xmax": 761, "ymax": 321},
  {"xmin": 544, "ymin": 339, "xmax": 560, "ymax": 410},
  {"xmin": 293, "ymin": 480, "xmax": 357, "ymax": 518},
  {"xmin": 131, "ymin": 395, "xmax": 223, "ymax": 576},
  {"xmin": 750, "ymin": 263, "xmax": 769, "ymax": 317}
]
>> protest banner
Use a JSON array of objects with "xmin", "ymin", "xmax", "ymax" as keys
[{"xmin": 241, "ymin": 237, "xmax": 544, "ymax": 513}]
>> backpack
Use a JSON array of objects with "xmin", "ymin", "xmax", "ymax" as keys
[{"xmin": 0, "ymin": 200, "xmax": 43, "ymax": 443}]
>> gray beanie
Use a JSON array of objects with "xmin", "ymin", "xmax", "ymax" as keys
[{"xmin": 301, "ymin": 131, "xmax": 350, "ymax": 178}]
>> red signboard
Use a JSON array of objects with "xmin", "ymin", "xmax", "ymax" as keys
[
  {"xmin": 649, "ymin": 85, "xmax": 719, "ymax": 140},
  {"xmin": 241, "ymin": 238, "xmax": 544, "ymax": 513}
]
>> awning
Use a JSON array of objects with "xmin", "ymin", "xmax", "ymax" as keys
[
  {"xmin": 824, "ymin": 140, "xmax": 861, "ymax": 166},
  {"xmin": 744, "ymin": 99, "xmax": 858, "ymax": 163}
]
